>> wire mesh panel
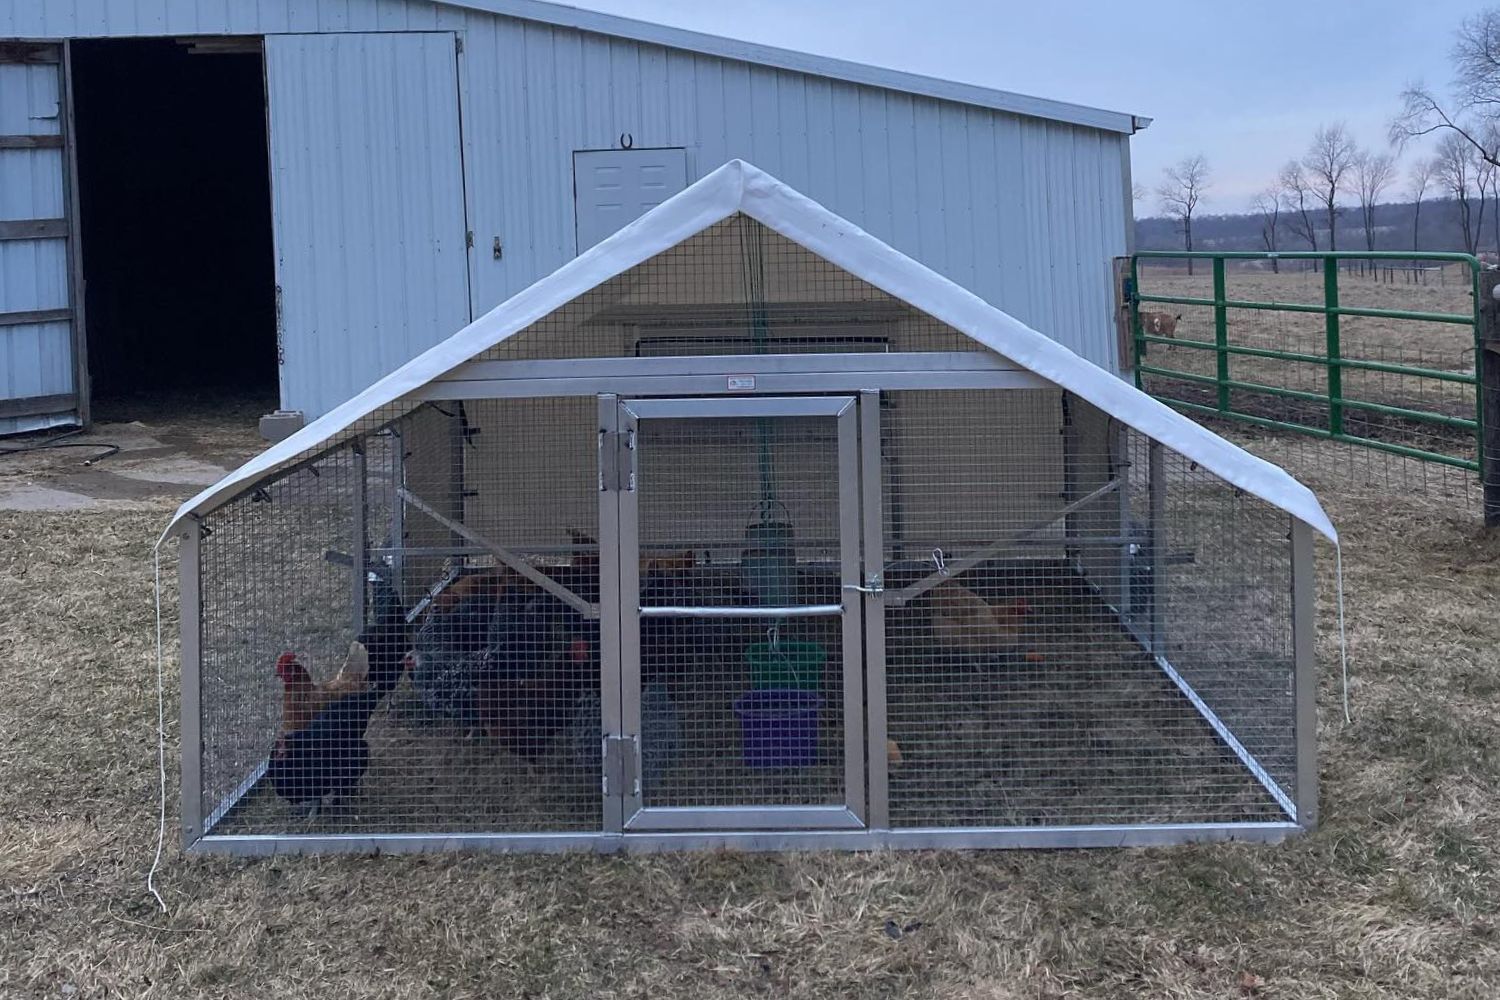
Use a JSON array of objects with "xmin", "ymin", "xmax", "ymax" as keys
[
  {"xmin": 477, "ymin": 215, "xmax": 976, "ymax": 363},
  {"xmin": 879, "ymin": 389, "xmax": 1295, "ymax": 828},
  {"xmin": 627, "ymin": 409, "xmax": 851, "ymax": 816},
  {"xmin": 198, "ymin": 397, "xmax": 606, "ymax": 837}
]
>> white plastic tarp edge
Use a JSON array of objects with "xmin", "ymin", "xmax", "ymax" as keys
[{"xmin": 165, "ymin": 159, "xmax": 1335, "ymax": 544}]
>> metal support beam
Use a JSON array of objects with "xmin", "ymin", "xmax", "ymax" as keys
[
  {"xmin": 397, "ymin": 486, "xmax": 599, "ymax": 619},
  {"xmin": 1148, "ymin": 441, "xmax": 1166, "ymax": 655},
  {"xmin": 351, "ymin": 443, "xmax": 368, "ymax": 637},
  {"xmin": 178, "ymin": 520, "xmax": 204, "ymax": 848},
  {"xmin": 887, "ymin": 478, "xmax": 1122, "ymax": 607},
  {"xmin": 1291, "ymin": 520, "xmax": 1319, "ymax": 830}
]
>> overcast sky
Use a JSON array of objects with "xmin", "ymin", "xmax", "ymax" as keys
[{"xmin": 564, "ymin": 0, "xmax": 1481, "ymax": 215}]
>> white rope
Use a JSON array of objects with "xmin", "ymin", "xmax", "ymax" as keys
[
  {"xmin": 146, "ymin": 535, "xmax": 169, "ymax": 914},
  {"xmin": 1335, "ymin": 542, "xmax": 1351, "ymax": 725}
]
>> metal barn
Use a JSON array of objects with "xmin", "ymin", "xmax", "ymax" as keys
[
  {"xmin": 1, "ymin": 0, "xmax": 1145, "ymax": 435},
  {"xmin": 166, "ymin": 162, "xmax": 1334, "ymax": 854}
]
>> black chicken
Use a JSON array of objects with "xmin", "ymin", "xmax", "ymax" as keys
[
  {"xmin": 476, "ymin": 597, "xmax": 598, "ymax": 759},
  {"xmin": 268, "ymin": 574, "xmax": 411, "ymax": 814},
  {"xmin": 267, "ymin": 687, "xmax": 383, "ymax": 812}
]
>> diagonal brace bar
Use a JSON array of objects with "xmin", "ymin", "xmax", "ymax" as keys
[
  {"xmin": 397, "ymin": 487, "xmax": 600, "ymax": 619},
  {"xmin": 887, "ymin": 478, "xmax": 1122, "ymax": 607}
]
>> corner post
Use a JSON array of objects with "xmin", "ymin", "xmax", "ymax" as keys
[
  {"xmin": 351, "ymin": 441, "xmax": 367, "ymax": 635},
  {"xmin": 1290, "ymin": 519, "xmax": 1318, "ymax": 831},
  {"xmin": 1324, "ymin": 258, "xmax": 1343, "ymax": 437},
  {"xmin": 1147, "ymin": 440, "xmax": 1166, "ymax": 655},
  {"xmin": 1479, "ymin": 268, "xmax": 1500, "ymax": 526},
  {"xmin": 1212, "ymin": 256, "xmax": 1229, "ymax": 414},
  {"xmin": 178, "ymin": 519, "xmax": 204, "ymax": 847}
]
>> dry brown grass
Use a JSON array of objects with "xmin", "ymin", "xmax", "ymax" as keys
[{"xmin": 3, "ymin": 428, "xmax": 1500, "ymax": 998}]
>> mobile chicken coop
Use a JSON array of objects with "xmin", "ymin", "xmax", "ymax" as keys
[{"xmin": 168, "ymin": 161, "xmax": 1335, "ymax": 854}]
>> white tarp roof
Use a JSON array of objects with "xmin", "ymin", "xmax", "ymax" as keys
[{"xmin": 166, "ymin": 160, "xmax": 1334, "ymax": 542}]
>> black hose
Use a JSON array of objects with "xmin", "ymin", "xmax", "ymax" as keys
[{"xmin": 0, "ymin": 426, "xmax": 121, "ymax": 463}]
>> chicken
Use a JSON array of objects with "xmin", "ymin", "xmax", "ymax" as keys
[
  {"xmin": 475, "ymin": 597, "xmax": 598, "ymax": 758},
  {"xmin": 927, "ymin": 580, "xmax": 1031, "ymax": 652},
  {"xmin": 429, "ymin": 567, "xmax": 520, "ymax": 614},
  {"xmin": 268, "ymin": 688, "xmax": 382, "ymax": 813},
  {"xmin": 359, "ymin": 574, "xmax": 413, "ymax": 700},
  {"xmin": 275, "ymin": 641, "xmax": 370, "ymax": 739}
]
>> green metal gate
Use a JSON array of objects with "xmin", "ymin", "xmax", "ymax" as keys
[{"xmin": 1128, "ymin": 251, "xmax": 1483, "ymax": 473}]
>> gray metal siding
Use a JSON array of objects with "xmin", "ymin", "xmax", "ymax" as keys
[
  {"xmin": 458, "ymin": 19, "xmax": 1129, "ymax": 369},
  {"xmin": 3, "ymin": 0, "xmax": 1130, "ymax": 414},
  {"xmin": 0, "ymin": 55, "xmax": 76, "ymax": 435},
  {"xmin": 0, "ymin": 0, "xmax": 466, "ymax": 38},
  {"xmin": 264, "ymin": 30, "xmax": 471, "ymax": 417}
]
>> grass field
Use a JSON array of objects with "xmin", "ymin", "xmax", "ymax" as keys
[{"xmin": 3, "ymin": 416, "xmax": 1499, "ymax": 998}]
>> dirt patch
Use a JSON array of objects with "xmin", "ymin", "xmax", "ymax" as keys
[{"xmin": 0, "ymin": 403, "xmax": 263, "ymax": 512}]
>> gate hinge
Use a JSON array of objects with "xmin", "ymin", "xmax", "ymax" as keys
[
  {"xmin": 598, "ymin": 429, "xmax": 636, "ymax": 493},
  {"xmin": 602, "ymin": 735, "xmax": 639, "ymax": 797}
]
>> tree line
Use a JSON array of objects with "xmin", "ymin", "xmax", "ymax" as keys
[{"xmin": 1144, "ymin": 7, "xmax": 1500, "ymax": 268}]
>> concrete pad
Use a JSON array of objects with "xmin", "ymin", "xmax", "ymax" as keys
[{"xmin": 110, "ymin": 456, "xmax": 231, "ymax": 487}]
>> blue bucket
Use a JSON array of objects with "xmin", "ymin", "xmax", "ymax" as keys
[{"xmin": 734, "ymin": 689, "xmax": 822, "ymax": 768}]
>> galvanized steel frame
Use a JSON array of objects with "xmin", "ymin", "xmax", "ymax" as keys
[
  {"xmin": 613, "ymin": 394, "xmax": 866, "ymax": 832},
  {"xmin": 180, "ymin": 365, "xmax": 1318, "ymax": 851}
]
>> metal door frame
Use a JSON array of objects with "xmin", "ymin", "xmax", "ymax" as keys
[{"xmin": 604, "ymin": 394, "xmax": 866, "ymax": 832}]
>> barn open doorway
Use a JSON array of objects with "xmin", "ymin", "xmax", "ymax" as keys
[{"xmin": 70, "ymin": 37, "xmax": 277, "ymax": 418}]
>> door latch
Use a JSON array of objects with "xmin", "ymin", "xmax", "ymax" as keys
[{"xmin": 843, "ymin": 571, "xmax": 884, "ymax": 595}]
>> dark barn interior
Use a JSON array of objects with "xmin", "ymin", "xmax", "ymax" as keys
[{"xmin": 71, "ymin": 38, "xmax": 277, "ymax": 404}]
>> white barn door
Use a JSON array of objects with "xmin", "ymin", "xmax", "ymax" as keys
[
  {"xmin": 265, "ymin": 33, "xmax": 470, "ymax": 419},
  {"xmin": 0, "ymin": 43, "xmax": 83, "ymax": 436}
]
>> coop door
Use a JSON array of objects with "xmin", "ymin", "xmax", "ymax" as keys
[{"xmin": 603, "ymin": 396, "xmax": 866, "ymax": 831}]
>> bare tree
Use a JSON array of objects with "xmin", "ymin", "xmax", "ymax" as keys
[
  {"xmin": 1250, "ymin": 189, "xmax": 1283, "ymax": 272},
  {"xmin": 1280, "ymin": 160, "xmax": 1320, "ymax": 252},
  {"xmin": 1352, "ymin": 151, "xmax": 1397, "ymax": 253},
  {"xmin": 1479, "ymin": 152, "xmax": 1495, "ymax": 254},
  {"xmin": 1157, "ymin": 154, "xmax": 1210, "ymax": 275},
  {"xmin": 1303, "ymin": 124, "xmax": 1358, "ymax": 252},
  {"xmin": 1408, "ymin": 157, "xmax": 1435, "ymax": 250},
  {"xmin": 1435, "ymin": 132, "xmax": 1480, "ymax": 253},
  {"xmin": 1392, "ymin": 9, "xmax": 1500, "ymax": 169}
]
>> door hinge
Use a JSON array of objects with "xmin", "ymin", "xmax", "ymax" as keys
[
  {"xmin": 602, "ymin": 735, "xmax": 639, "ymax": 797},
  {"xmin": 598, "ymin": 428, "xmax": 636, "ymax": 493}
]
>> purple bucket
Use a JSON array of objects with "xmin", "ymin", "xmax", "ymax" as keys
[{"xmin": 734, "ymin": 689, "xmax": 822, "ymax": 769}]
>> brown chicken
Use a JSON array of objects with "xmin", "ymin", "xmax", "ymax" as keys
[
  {"xmin": 275, "ymin": 641, "xmax": 370, "ymax": 738},
  {"xmin": 928, "ymin": 581, "xmax": 1031, "ymax": 652},
  {"xmin": 429, "ymin": 568, "xmax": 521, "ymax": 613}
]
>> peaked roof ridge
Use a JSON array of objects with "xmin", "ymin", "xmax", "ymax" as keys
[{"xmin": 165, "ymin": 160, "xmax": 1333, "ymax": 543}]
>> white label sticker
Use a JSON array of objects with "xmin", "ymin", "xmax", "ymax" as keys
[{"xmin": 727, "ymin": 375, "xmax": 756, "ymax": 391}]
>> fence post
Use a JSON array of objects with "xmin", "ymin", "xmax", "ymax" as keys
[
  {"xmin": 1213, "ymin": 256, "xmax": 1229, "ymax": 414},
  {"xmin": 1324, "ymin": 258, "xmax": 1343, "ymax": 437},
  {"xmin": 1481, "ymin": 268, "xmax": 1500, "ymax": 526},
  {"xmin": 1113, "ymin": 256, "xmax": 1136, "ymax": 375}
]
